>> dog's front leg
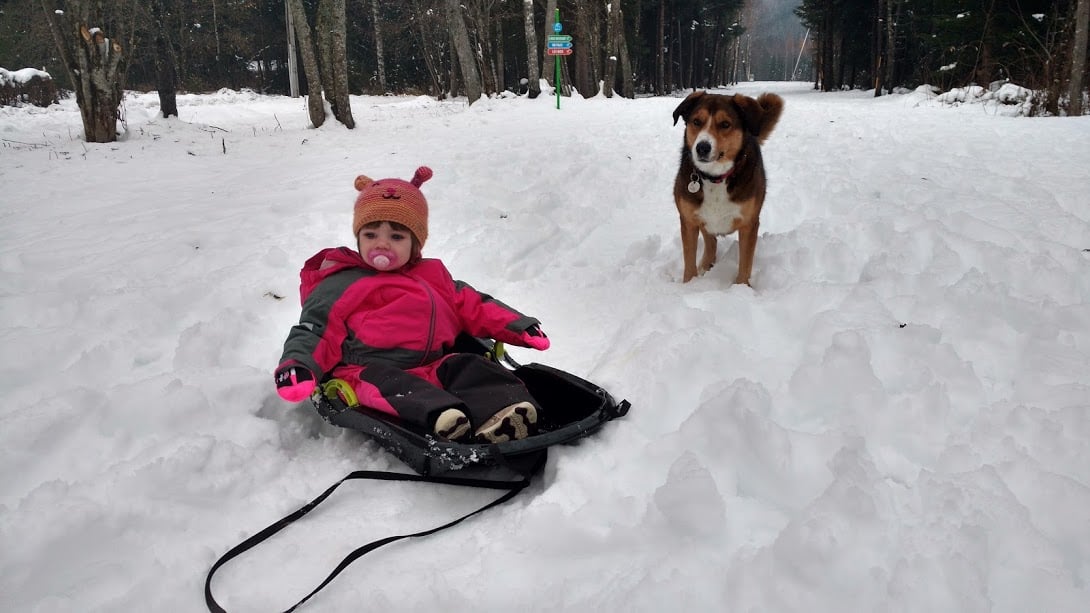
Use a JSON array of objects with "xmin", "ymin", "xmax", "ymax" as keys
[
  {"xmin": 699, "ymin": 228, "xmax": 718, "ymax": 274},
  {"xmin": 734, "ymin": 220, "xmax": 759, "ymax": 285},
  {"xmin": 680, "ymin": 218, "xmax": 700, "ymax": 282}
]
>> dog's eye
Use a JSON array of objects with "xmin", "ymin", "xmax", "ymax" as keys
[
  {"xmin": 719, "ymin": 121, "xmax": 732, "ymax": 130},
  {"xmin": 691, "ymin": 118, "xmax": 704, "ymax": 127}
]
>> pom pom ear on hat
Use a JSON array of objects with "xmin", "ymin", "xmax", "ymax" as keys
[
  {"xmin": 411, "ymin": 166, "xmax": 433, "ymax": 187},
  {"xmin": 351, "ymin": 167, "xmax": 432, "ymax": 249},
  {"xmin": 354, "ymin": 175, "xmax": 374, "ymax": 191}
]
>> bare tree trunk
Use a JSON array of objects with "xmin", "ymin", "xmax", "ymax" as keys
[
  {"xmin": 483, "ymin": 5, "xmax": 498, "ymax": 94},
  {"xmin": 728, "ymin": 28, "xmax": 738, "ymax": 84},
  {"xmin": 494, "ymin": 17, "xmax": 506, "ymax": 92},
  {"xmin": 1070, "ymin": 0, "xmax": 1089, "ymax": 115},
  {"xmin": 836, "ymin": 31, "xmax": 847, "ymax": 89},
  {"xmin": 286, "ymin": 0, "xmax": 300, "ymax": 96},
  {"xmin": 371, "ymin": 0, "xmax": 388, "ymax": 93},
  {"xmin": 685, "ymin": 19, "xmax": 694, "ymax": 89},
  {"xmin": 543, "ymin": 0, "xmax": 559, "ymax": 83},
  {"xmin": 286, "ymin": 0, "xmax": 326, "ymax": 127},
  {"xmin": 464, "ymin": 0, "xmax": 496, "ymax": 94},
  {"xmin": 446, "ymin": 0, "xmax": 482, "ymax": 103},
  {"xmin": 656, "ymin": 0, "xmax": 665, "ymax": 93},
  {"xmin": 40, "ymin": 0, "xmax": 136, "ymax": 142},
  {"xmin": 584, "ymin": 3, "xmax": 603, "ymax": 92},
  {"xmin": 211, "ymin": 0, "xmax": 221, "ymax": 61},
  {"xmin": 328, "ymin": 0, "xmax": 354, "ymax": 128},
  {"xmin": 285, "ymin": 0, "xmax": 352, "ymax": 127},
  {"xmin": 152, "ymin": 0, "xmax": 178, "ymax": 117},
  {"xmin": 617, "ymin": 8, "xmax": 634, "ymax": 98},
  {"xmin": 821, "ymin": 7, "xmax": 834, "ymax": 90},
  {"xmin": 675, "ymin": 19, "xmax": 682, "ymax": 89},
  {"xmin": 603, "ymin": 1, "xmax": 617, "ymax": 97},
  {"xmin": 522, "ymin": 0, "xmax": 541, "ymax": 97},
  {"xmin": 885, "ymin": 0, "xmax": 897, "ymax": 93},
  {"xmin": 315, "ymin": 0, "xmax": 334, "ymax": 95},
  {"xmin": 573, "ymin": 3, "xmax": 592, "ymax": 94},
  {"xmin": 873, "ymin": 0, "xmax": 885, "ymax": 96},
  {"xmin": 449, "ymin": 29, "xmax": 460, "ymax": 98}
]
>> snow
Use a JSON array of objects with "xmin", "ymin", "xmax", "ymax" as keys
[
  {"xmin": 2, "ymin": 81, "xmax": 1089, "ymax": 612},
  {"xmin": 0, "ymin": 67, "xmax": 52, "ymax": 87},
  {"xmin": 933, "ymin": 83, "xmax": 1033, "ymax": 114}
]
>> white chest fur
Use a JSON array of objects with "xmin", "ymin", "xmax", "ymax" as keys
[{"xmin": 696, "ymin": 181, "xmax": 743, "ymax": 235}]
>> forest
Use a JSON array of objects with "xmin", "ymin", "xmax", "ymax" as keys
[
  {"xmin": 3, "ymin": 1, "xmax": 806, "ymax": 98},
  {"xmin": 797, "ymin": 0, "xmax": 1088, "ymax": 115},
  {"xmin": 1, "ymin": 0, "xmax": 1086, "ymax": 122}
]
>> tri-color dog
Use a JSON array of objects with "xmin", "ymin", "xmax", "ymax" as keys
[{"xmin": 672, "ymin": 91, "xmax": 784, "ymax": 284}]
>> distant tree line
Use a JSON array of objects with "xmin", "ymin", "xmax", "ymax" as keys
[
  {"xmin": 2, "ymin": 1, "xmax": 1084, "ymax": 141},
  {"xmin": 795, "ymin": 0, "xmax": 1089, "ymax": 114},
  {"xmin": 3, "ymin": 0, "xmax": 783, "ymax": 102}
]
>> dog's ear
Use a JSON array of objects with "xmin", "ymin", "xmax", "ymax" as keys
[
  {"xmin": 733, "ymin": 93, "xmax": 784, "ymax": 144},
  {"xmin": 754, "ymin": 93, "xmax": 784, "ymax": 144},
  {"xmin": 732, "ymin": 94, "xmax": 764, "ymax": 139},
  {"xmin": 672, "ymin": 91, "xmax": 705, "ymax": 125}
]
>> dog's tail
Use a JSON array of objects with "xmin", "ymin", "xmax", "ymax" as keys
[{"xmin": 755, "ymin": 93, "xmax": 784, "ymax": 145}]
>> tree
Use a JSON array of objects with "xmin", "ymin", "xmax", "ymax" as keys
[
  {"xmin": 522, "ymin": 0, "xmax": 541, "ymax": 97},
  {"xmin": 615, "ymin": 6, "xmax": 635, "ymax": 97},
  {"xmin": 572, "ymin": 2, "xmax": 595, "ymax": 94},
  {"xmin": 1070, "ymin": 0, "xmax": 1089, "ymax": 115},
  {"xmin": 445, "ymin": 0, "xmax": 482, "ymax": 103},
  {"xmin": 286, "ymin": 0, "xmax": 354, "ymax": 128},
  {"xmin": 14, "ymin": 0, "xmax": 1078, "ymax": 111},
  {"xmin": 603, "ymin": 1, "xmax": 618, "ymax": 96},
  {"xmin": 40, "ymin": 0, "xmax": 137, "ymax": 143},
  {"xmin": 286, "ymin": 0, "xmax": 326, "ymax": 127},
  {"xmin": 655, "ymin": 0, "xmax": 665, "ymax": 93},
  {"xmin": 151, "ymin": 0, "xmax": 178, "ymax": 118},
  {"xmin": 327, "ymin": 0, "xmax": 353, "ymax": 127},
  {"xmin": 599, "ymin": 1, "xmax": 634, "ymax": 97},
  {"xmin": 371, "ymin": 0, "xmax": 388, "ymax": 93}
]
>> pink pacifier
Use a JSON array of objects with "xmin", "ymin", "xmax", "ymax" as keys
[{"xmin": 368, "ymin": 249, "xmax": 397, "ymax": 270}]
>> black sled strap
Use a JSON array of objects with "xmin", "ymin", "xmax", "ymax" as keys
[{"xmin": 204, "ymin": 451, "xmax": 546, "ymax": 613}]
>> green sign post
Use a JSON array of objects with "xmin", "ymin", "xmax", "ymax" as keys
[{"xmin": 547, "ymin": 10, "xmax": 573, "ymax": 109}]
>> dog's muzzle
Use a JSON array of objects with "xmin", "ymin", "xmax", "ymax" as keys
[
  {"xmin": 695, "ymin": 140, "xmax": 713, "ymax": 161},
  {"xmin": 693, "ymin": 134, "xmax": 724, "ymax": 163}
]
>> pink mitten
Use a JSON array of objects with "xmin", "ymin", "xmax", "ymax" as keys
[
  {"xmin": 274, "ymin": 363, "xmax": 316, "ymax": 402},
  {"xmin": 521, "ymin": 326, "xmax": 550, "ymax": 351}
]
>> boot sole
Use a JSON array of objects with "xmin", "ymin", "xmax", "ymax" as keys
[
  {"xmin": 475, "ymin": 403, "xmax": 537, "ymax": 443},
  {"xmin": 435, "ymin": 410, "xmax": 471, "ymax": 441}
]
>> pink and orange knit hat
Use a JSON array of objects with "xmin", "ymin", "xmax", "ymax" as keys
[{"xmin": 352, "ymin": 166, "xmax": 433, "ymax": 247}]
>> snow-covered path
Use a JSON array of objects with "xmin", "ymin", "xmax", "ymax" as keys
[{"xmin": 2, "ymin": 82, "xmax": 1088, "ymax": 612}]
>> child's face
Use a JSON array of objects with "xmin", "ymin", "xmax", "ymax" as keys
[{"xmin": 358, "ymin": 221, "xmax": 414, "ymax": 271}]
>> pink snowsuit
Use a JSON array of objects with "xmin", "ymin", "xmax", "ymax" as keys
[{"xmin": 277, "ymin": 247, "xmax": 541, "ymax": 429}]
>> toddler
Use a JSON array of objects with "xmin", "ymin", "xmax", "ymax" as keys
[{"xmin": 274, "ymin": 166, "xmax": 549, "ymax": 443}]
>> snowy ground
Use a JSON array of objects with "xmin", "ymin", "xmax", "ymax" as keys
[{"xmin": 2, "ymin": 82, "xmax": 1088, "ymax": 612}]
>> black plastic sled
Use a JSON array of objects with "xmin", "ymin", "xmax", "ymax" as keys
[
  {"xmin": 310, "ymin": 335, "xmax": 630, "ymax": 477},
  {"xmin": 206, "ymin": 338, "xmax": 629, "ymax": 612}
]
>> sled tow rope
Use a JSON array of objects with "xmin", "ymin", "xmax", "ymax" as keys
[{"xmin": 204, "ymin": 451, "xmax": 547, "ymax": 612}]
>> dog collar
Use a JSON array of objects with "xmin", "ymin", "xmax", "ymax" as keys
[
  {"xmin": 686, "ymin": 151, "xmax": 744, "ymax": 193},
  {"xmin": 687, "ymin": 167, "xmax": 735, "ymax": 193}
]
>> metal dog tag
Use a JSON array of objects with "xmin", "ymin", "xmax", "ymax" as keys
[{"xmin": 687, "ymin": 179, "xmax": 700, "ymax": 193}]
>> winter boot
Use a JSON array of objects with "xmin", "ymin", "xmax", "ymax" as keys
[
  {"xmin": 474, "ymin": 401, "xmax": 538, "ymax": 443},
  {"xmin": 434, "ymin": 408, "xmax": 471, "ymax": 442}
]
